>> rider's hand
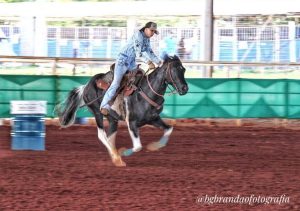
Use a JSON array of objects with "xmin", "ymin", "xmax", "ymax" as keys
[
  {"xmin": 158, "ymin": 61, "xmax": 163, "ymax": 67},
  {"xmin": 148, "ymin": 61, "xmax": 155, "ymax": 70}
]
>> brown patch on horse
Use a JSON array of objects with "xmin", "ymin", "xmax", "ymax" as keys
[
  {"xmin": 123, "ymin": 86, "xmax": 135, "ymax": 96},
  {"xmin": 96, "ymin": 79, "xmax": 110, "ymax": 90}
]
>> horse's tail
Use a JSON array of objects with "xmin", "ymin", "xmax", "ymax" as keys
[{"xmin": 55, "ymin": 85, "xmax": 86, "ymax": 128}]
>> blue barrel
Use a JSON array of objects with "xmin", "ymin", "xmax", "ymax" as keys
[
  {"xmin": 75, "ymin": 117, "xmax": 88, "ymax": 125},
  {"xmin": 11, "ymin": 114, "xmax": 45, "ymax": 150}
]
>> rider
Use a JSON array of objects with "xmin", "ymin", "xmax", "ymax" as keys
[{"xmin": 100, "ymin": 21, "xmax": 162, "ymax": 117}]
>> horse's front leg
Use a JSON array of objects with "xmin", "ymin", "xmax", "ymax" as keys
[
  {"xmin": 119, "ymin": 120, "xmax": 142, "ymax": 157},
  {"xmin": 146, "ymin": 117, "xmax": 173, "ymax": 151}
]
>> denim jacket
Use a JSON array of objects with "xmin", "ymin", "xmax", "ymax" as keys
[{"xmin": 117, "ymin": 30, "xmax": 160, "ymax": 69}]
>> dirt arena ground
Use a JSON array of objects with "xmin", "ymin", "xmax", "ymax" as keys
[{"xmin": 0, "ymin": 120, "xmax": 299, "ymax": 211}]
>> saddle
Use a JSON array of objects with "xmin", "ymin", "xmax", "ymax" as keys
[{"xmin": 96, "ymin": 63, "xmax": 145, "ymax": 102}]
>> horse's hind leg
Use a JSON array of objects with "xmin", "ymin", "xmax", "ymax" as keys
[
  {"xmin": 91, "ymin": 107, "xmax": 126, "ymax": 167},
  {"xmin": 107, "ymin": 117, "xmax": 118, "ymax": 150},
  {"xmin": 146, "ymin": 117, "xmax": 173, "ymax": 151}
]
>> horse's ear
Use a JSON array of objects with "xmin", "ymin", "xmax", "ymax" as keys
[
  {"xmin": 162, "ymin": 53, "xmax": 169, "ymax": 61},
  {"xmin": 110, "ymin": 63, "xmax": 115, "ymax": 71},
  {"xmin": 173, "ymin": 55, "xmax": 180, "ymax": 60}
]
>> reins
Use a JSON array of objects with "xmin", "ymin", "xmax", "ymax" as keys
[
  {"xmin": 79, "ymin": 95, "xmax": 102, "ymax": 108},
  {"xmin": 146, "ymin": 72, "xmax": 164, "ymax": 97}
]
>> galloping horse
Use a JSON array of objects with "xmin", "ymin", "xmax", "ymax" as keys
[{"xmin": 55, "ymin": 55, "xmax": 188, "ymax": 167}]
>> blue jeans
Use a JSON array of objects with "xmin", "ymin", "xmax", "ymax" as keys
[{"xmin": 100, "ymin": 59, "xmax": 129, "ymax": 109}]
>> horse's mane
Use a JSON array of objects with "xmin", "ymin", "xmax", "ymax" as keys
[{"xmin": 162, "ymin": 54, "xmax": 181, "ymax": 64}]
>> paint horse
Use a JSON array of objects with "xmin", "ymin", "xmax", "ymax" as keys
[{"xmin": 56, "ymin": 55, "xmax": 188, "ymax": 167}]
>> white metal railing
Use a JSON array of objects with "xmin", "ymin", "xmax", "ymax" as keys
[{"xmin": 1, "ymin": 55, "xmax": 300, "ymax": 79}]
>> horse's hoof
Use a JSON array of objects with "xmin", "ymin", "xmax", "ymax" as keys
[
  {"xmin": 112, "ymin": 156, "xmax": 126, "ymax": 167},
  {"xmin": 118, "ymin": 147, "xmax": 127, "ymax": 156},
  {"xmin": 146, "ymin": 142, "xmax": 165, "ymax": 151},
  {"xmin": 118, "ymin": 147, "xmax": 134, "ymax": 156}
]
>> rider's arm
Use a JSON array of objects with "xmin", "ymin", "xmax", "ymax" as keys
[
  {"xmin": 132, "ymin": 31, "xmax": 160, "ymax": 64},
  {"xmin": 144, "ymin": 39, "xmax": 161, "ymax": 65},
  {"xmin": 133, "ymin": 31, "xmax": 150, "ymax": 64}
]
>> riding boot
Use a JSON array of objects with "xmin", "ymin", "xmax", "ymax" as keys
[
  {"xmin": 100, "ymin": 107, "xmax": 121, "ymax": 121},
  {"xmin": 100, "ymin": 108, "xmax": 109, "ymax": 116}
]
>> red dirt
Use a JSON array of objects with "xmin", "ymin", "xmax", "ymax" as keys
[{"xmin": 0, "ymin": 123, "xmax": 299, "ymax": 211}]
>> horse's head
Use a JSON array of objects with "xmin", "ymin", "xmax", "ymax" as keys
[{"xmin": 161, "ymin": 55, "xmax": 189, "ymax": 95}]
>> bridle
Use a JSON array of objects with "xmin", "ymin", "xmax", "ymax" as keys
[{"xmin": 146, "ymin": 62, "xmax": 181, "ymax": 98}]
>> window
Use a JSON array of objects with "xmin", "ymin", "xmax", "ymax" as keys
[
  {"xmin": 93, "ymin": 28, "xmax": 108, "ymax": 39},
  {"xmin": 47, "ymin": 28, "xmax": 57, "ymax": 39},
  {"xmin": 237, "ymin": 27, "xmax": 256, "ymax": 41},
  {"xmin": 78, "ymin": 28, "xmax": 89, "ymax": 39},
  {"xmin": 61, "ymin": 28, "xmax": 75, "ymax": 39}
]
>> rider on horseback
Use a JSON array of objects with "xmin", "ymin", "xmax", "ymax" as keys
[{"xmin": 100, "ymin": 21, "xmax": 162, "ymax": 118}]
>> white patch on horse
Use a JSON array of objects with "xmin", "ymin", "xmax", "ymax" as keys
[
  {"xmin": 124, "ymin": 98, "xmax": 130, "ymax": 123},
  {"xmin": 77, "ymin": 85, "xmax": 86, "ymax": 107},
  {"xmin": 111, "ymin": 94, "xmax": 125, "ymax": 117},
  {"xmin": 125, "ymin": 98, "xmax": 142, "ymax": 152},
  {"xmin": 108, "ymin": 131, "xmax": 117, "ymax": 147},
  {"xmin": 164, "ymin": 127, "xmax": 173, "ymax": 138},
  {"xmin": 97, "ymin": 128, "xmax": 110, "ymax": 149},
  {"xmin": 97, "ymin": 127, "xmax": 126, "ymax": 166},
  {"xmin": 97, "ymin": 127, "xmax": 118, "ymax": 157},
  {"xmin": 160, "ymin": 127, "xmax": 173, "ymax": 145}
]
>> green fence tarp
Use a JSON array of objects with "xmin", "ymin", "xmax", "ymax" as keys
[{"xmin": 1, "ymin": 75, "xmax": 300, "ymax": 119}]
